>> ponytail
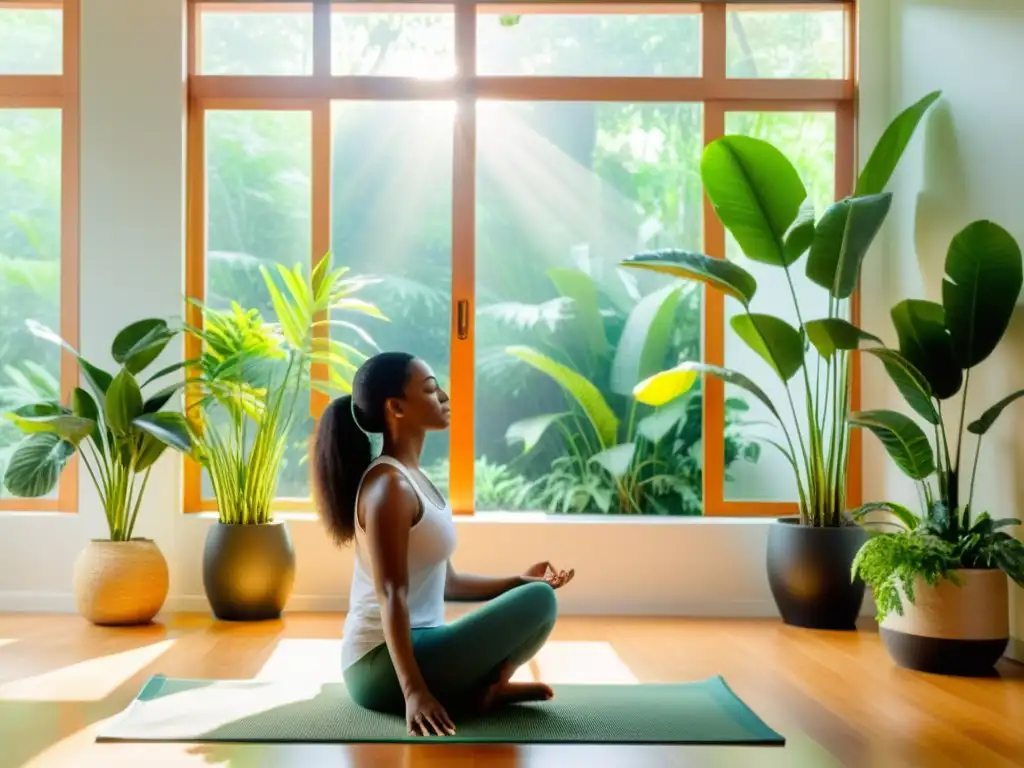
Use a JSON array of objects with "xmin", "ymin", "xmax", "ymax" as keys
[{"xmin": 312, "ymin": 352, "xmax": 415, "ymax": 546}]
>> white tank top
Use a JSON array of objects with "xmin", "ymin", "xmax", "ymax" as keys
[{"xmin": 341, "ymin": 455, "xmax": 457, "ymax": 670}]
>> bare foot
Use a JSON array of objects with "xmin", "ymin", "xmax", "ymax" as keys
[{"xmin": 480, "ymin": 679, "xmax": 554, "ymax": 710}]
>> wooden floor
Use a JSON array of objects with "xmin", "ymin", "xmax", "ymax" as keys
[{"xmin": 0, "ymin": 613, "xmax": 1022, "ymax": 768}]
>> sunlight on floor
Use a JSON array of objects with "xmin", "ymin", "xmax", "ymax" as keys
[
  {"xmin": 255, "ymin": 639, "xmax": 343, "ymax": 681},
  {"xmin": 0, "ymin": 639, "xmax": 175, "ymax": 702}
]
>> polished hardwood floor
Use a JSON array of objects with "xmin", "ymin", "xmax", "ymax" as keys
[{"xmin": 0, "ymin": 612, "xmax": 1022, "ymax": 767}]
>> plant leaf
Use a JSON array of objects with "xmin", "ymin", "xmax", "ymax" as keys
[
  {"xmin": 730, "ymin": 314, "xmax": 804, "ymax": 381},
  {"xmin": 590, "ymin": 443, "xmax": 637, "ymax": 480},
  {"xmin": 803, "ymin": 318, "xmax": 882, "ymax": 359},
  {"xmin": 5, "ymin": 410, "xmax": 94, "ymax": 444},
  {"xmin": 849, "ymin": 409, "xmax": 936, "ymax": 480},
  {"xmin": 26, "ymin": 319, "xmax": 113, "ymax": 399},
  {"xmin": 701, "ymin": 135, "xmax": 807, "ymax": 266},
  {"xmin": 891, "ymin": 299, "xmax": 962, "ymax": 400},
  {"xmin": 506, "ymin": 346, "xmax": 619, "ymax": 448},
  {"xmin": 942, "ymin": 219, "xmax": 1023, "ymax": 369},
  {"xmin": 142, "ymin": 382, "xmax": 185, "ymax": 414},
  {"xmin": 637, "ymin": 397, "xmax": 692, "ymax": 444},
  {"xmin": 2, "ymin": 432, "xmax": 76, "ymax": 497},
  {"xmin": 849, "ymin": 501, "xmax": 920, "ymax": 530},
  {"xmin": 632, "ymin": 365, "xmax": 700, "ymax": 407},
  {"xmin": 505, "ymin": 413, "xmax": 566, "ymax": 454},
  {"xmin": 637, "ymin": 362, "xmax": 783, "ymax": 426},
  {"xmin": 134, "ymin": 433, "xmax": 169, "ymax": 471},
  {"xmin": 111, "ymin": 318, "xmax": 176, "ymax": 374},
  {"xmin": 806, "ymin": 193, "xmax": 893, "ymax": 298},
  {"xmin": 855, "ymin": 90, "xmax": 941, "ymax": 196},
  {"xmin": 783, "ymin": 202, "xmax": 816, "ymax": 264},
  {"xmin": 610, "ymin": 284, "xmax": 684, "ymax": 395},
  {"xmin": 132, "ymin": 412, "xmax": 193, "ymax": 454},
  {"xmin": 547, "ymin": 267, "xmax": 610, "ymax": 359},
  {"xmin": 104, "ymin": 368, "xmax": 144, "ymax": 435},
  {"xmin": 967, "ymin": 388, "xmax": 1024, "ymax": 436},
  {"xmin": 620, "ymin": 249, "xmax": 757, "ymax": 307},
  {"xmin": 861, "ymin": 347, "xmax": 940, "ymax": 425}
]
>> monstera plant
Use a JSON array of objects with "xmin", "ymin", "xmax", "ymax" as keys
[
  {"xmin": 618, "ymin": 90, "xmax": 942, "ymax": 630},
  {"xmin": 2, "ymin": 318, "xmax": 193, "ymax": 626}
]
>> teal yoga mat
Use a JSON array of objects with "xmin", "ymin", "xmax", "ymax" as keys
[{"xmin": 97, "ymin": 674, "xmax": 784, "ymax": 745}]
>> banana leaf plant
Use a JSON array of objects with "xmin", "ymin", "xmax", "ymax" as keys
[
  {"xmin": 184, "ymin": 253, "xmax": 385, "ymax": 525},
  {"xmin": 618, "ymin": 90, "xmax": 942, "ymax": 527},
  {"xmin": 848, "ymin": 219, "xmax": 1024, "ymax": 618},
  {"xmin": 2, "ymin": 319, "xmax": 193, "ymax": 541}
]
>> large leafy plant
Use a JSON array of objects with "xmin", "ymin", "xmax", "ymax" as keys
[
  {"xmin": 186, "ymin": 254, "xmax": 383, "ymax": 525},
  {"xmin": 849, "ymin": 218, "xmax": 1024, "ymax": 620},
  {"xmin": 481, "ymin": 264, "xmax": 759, "ymax": 514},
  {"xmin": 619, "ymin": 91, "xmax": 941, "ymax": 526},
  {"xmin": 2, "ymin": 320, "xmax": 194, "ymax": 541}
]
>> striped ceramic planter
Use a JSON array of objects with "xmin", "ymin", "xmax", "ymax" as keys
[{"xmin": 880, "ymin": 569, "xmax": 1009, "ymax": 676}]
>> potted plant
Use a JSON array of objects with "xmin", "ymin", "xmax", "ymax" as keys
[
  {"xmin": 616, "ymin": 91, "xmax": 942, "ymax": 630},
  {"xmin": 3, "ymin": 319, "xmax": 193, "ymax": 625},
  {"xmin": 186, "ymin": 254, "xmax": 383, "ymax": 621},
  {"xmin": 849, "ymin": 219, "xmax": 1024, "ymax": 675}
]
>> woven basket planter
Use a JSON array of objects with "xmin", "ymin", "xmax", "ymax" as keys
[{"xmin": 72, "ymin": 539, "xmax": 169, "ymax": 626}]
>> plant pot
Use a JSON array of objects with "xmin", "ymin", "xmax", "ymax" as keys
[
  {"xmin": 879, "ymin": 568, "xmax": 1009, "ymax": 676},
  {"xmin": 202, "ymin": 520, "xmax": 296, "ymax": 621},
  {"xmin": 766, "ymin": 516, "xmax": 868, "ymax": 630},
  {"xmin": 72, "ymin": 539, "xmax": 169, "ymax": 626}
]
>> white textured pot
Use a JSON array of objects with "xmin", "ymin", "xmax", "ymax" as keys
[
  {"xmin": 72, "ymin": 539, "xmax": 169, "ymax": 626},
  {"xmin": 880, "ymin": 568, "xmax": 1009, "ymax": 676}
]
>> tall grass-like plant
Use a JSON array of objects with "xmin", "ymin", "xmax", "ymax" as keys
[
  {"xmin": 618, "ymin": 91, "xmax": 941, "ymax": 527},
  {"xmin": 186, "ymin": 254, "xmax": 384, "ymax": 525},
  {"xmin": 2, "ymin": 319, "xmax": 193, "ymax": 540}
]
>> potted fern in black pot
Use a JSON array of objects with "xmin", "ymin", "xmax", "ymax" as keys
[
  {"xmin": 618, "ymin": 91, "xmax": 941, "ymax": 630},
  {"xmin": 849, "ymin": 218, "xmax": 1024, "ymax": 676}
]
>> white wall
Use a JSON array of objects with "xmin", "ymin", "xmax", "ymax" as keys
[{"xmin": 858, "ymin": 0, "xmax": 1024, "ymax": 661}]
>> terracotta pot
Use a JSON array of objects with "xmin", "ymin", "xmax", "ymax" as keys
[
  {"xmin": 72, "ymin": 539, "xmax": 169, "ymax": 626},
  {"xmin": 880, "ymin": 568, "xmax": 1009, "ymax": 676},
  {"xmin": 202, "ymin": 521, "xmax": 296, "ymax": 621},
  {"xmin": 766, "ymin": 516, "xmax": 868, "ymax": 630}
]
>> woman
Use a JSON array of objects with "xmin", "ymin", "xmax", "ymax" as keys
[{"xmin": 313, "ymin": 351, "xmax": 575, "ymax": 737}]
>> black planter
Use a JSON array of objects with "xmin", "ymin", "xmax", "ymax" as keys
[
  {"xmin": 766, "ymin": 516, "xmax": 868, "ymax": 630},
  {"xmin": 202, "ymin": 521, "xmax": 296, "ymax": 621}
]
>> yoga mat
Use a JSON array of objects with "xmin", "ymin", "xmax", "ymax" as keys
[{"xmin": 97, "ymin": 674, "xmax": 784, "ymax": 745}]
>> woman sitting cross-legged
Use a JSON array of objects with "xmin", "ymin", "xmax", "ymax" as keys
[{"xmin": 312, "ymin": 352, "xmax": 575, "ymax": 737}]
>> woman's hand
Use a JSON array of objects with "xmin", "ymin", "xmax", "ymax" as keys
[
  {"xmin": 521, "ymin": 561, "xmax": 575, "ymax": 589},
  {"xmin": 405, "ymin": 687, "xmax": 456, "ymax": 737}
]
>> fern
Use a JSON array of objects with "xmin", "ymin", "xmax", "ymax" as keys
[{"xmin": 851, "ymin": 532, "xmax": 960, "ymax": 622}]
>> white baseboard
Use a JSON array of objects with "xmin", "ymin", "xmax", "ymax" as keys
[
  {"xmin": 1, "ymin": 591, "xmax": 784, "ymax": 619},
  {"xmin": 0, "ymin": 591, "xmax": 78, "ymax": 613}
]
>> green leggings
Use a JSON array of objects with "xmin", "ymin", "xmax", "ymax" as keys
[{"xmin": 344, "ymin": 581, "xmax": 558, "ymax": 714}]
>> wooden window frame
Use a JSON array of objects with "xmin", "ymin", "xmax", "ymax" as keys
[
  {"xmin": 0, "ymin": 0, "xmax": 80, "ymax": 513},
  {"xmin": 184, "ymin": 0, "xmax": 860, "ymax": 517}
]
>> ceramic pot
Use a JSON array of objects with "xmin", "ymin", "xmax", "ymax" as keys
[
  {"xmin": 202, "ymin": 521, "xmax": 296, "ymax": 621},
  {"xmin": 880, "ymin": 568, "xmax": 1009, "ymax": 676},
  {"xmin": 766, "ymin": 516, "xmax": 868, "ymax": 630}
]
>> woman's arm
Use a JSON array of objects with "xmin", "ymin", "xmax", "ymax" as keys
[
  {"xmin": 363, "ymin": 469, "xmax": 432, "ymax": 698},
  {"xmin": 444, "ymin": 562, "xmax": 523, "ymax": 602}
]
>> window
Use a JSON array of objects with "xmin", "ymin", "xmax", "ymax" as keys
[
  {"xmin": 186, "ymin": 1, "xmax": 858, "ymax": 517},
  {"xmin": 0, "ymin": 1, "xmax": 79, "ymax": 512}
]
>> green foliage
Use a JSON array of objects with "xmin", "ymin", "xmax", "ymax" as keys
[
  {"xmin": 851, "ymin": 219, "xmax": 1024, "ymax": 620},
  {"xmin": 487, "ymin": 264, "xmax": 760, "ymax": 515},
  {"xmin": 621, "ymin": 91, "xmax": 941, "ymax": 526},
  {"xmin": 186, "ymin": 254, "xmax": 383, "ymax": 525},
  {"xmin": 851, "ymin": 502, "xmax": 1024, "ymax": 622},
  {"xmin": 2, "ymin": 319, "xmax": 194, "ymax": 541}
]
